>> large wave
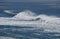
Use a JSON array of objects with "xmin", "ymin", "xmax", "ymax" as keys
[
  {"xmin": 12, "ymin": 10, "xmax": 60, "ymax": 24},
  {"xmin": 13, "ymin": 10, "xmax": 37, "ymax": 20},
  {"xmin": 0, "ymin": 10, "xmax": 60, "ymax": 33}
]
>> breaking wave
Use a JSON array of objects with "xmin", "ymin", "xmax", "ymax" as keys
[
  {"xmin": 13, "ymin": 10, "xmax": 37, "ymax": 20},
  {"xmin": 0, "ymin": 10, "xmax": 60, "ymax": 33}
]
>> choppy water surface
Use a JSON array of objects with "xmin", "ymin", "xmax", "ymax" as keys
[
  {"xmin": 0, "ymin": 2, "xmax": 60, "ymax": 39},
  {"xmin": 0, "ymin": 25, "xmax": 60, "ymax": 39}
]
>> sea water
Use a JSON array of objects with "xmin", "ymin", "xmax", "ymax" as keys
[{"xmin": 0, "ymin": 2, "xmax": 60, "ymax": 39}]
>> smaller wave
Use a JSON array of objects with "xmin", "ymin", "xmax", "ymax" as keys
[
  {"xmin": 37, "ymin": 14, "xmax": 60, "ymax": 24},
  {"xmin": 4, "ymin": 10, "xmax": 16, "ymax": 14}
]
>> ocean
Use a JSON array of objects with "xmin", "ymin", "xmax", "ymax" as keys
[{"xmin": 0, "ymin": 2, "xmax": 60, "ymax": 39}]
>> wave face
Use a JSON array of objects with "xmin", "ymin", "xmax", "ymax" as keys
[
  {"xmin": 13, "ymin": 10, "xmax": 36, "ymax": 20},
  {"xmin": 13, "ymin": 10, "xmax": 60, "ymax": 25},
  {"xmin": 0, "ymin": 10, "xmax": 60, "ymax": 32},
  {"xmin": 0, "ymin": 10, "xmax": 60, "ymax": 39}
]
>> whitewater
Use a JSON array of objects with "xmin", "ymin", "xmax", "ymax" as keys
[{"xmin": 0, "ymin": 10, "xmax": 60, "ymax": 33}]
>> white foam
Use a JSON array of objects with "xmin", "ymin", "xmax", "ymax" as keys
[
  {"xmin": 38, "ymin": 14, "xmax": 60, "ymax": 24},
  {"xmin": 13, "ymin": 10, "xmax": 36, "ymax": 20},
  {"xmin": 0, "ymin": 36, "xmax": 16, "ymax": 39},
  {"xmin": 4, "ymin": 10, "xmax": 15, "ymax": 14}
]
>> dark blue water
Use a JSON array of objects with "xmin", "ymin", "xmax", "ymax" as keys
[
  {"xmin": 0, "ymin": 2, "xmax": 60, "ymax": 39},
  {"xmin": 0, "ymin": 25, "xmax": 60, "ymax": 39},
  {"xmin": 0, "ymin": 2, "xmax": 60, "ymax": 17}
]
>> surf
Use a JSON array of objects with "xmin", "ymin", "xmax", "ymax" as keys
[{"xmin": 0, "ymin": 10, "xmax": 60, "ymax": 32}]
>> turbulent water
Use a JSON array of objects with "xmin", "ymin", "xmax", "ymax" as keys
[{"xmin": 0, "ymin": 2, "xmax": 60, "ymax": 39}]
